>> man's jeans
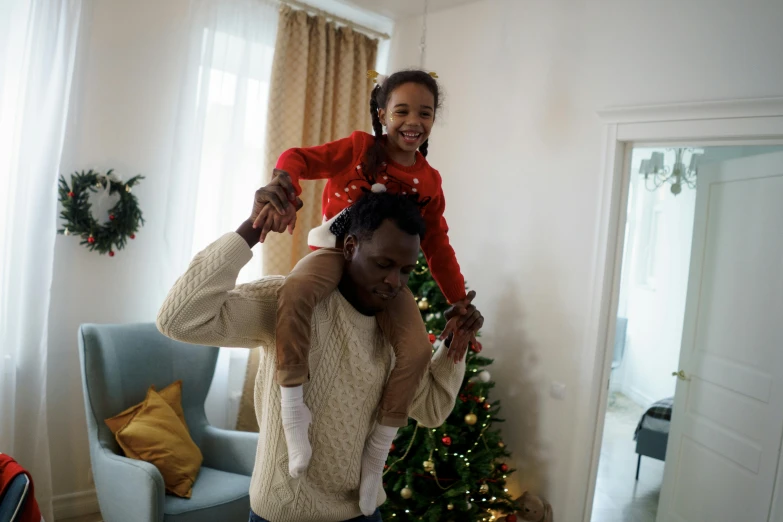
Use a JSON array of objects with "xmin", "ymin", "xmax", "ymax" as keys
[{"xmin": 249, "ymin": 509, "xmax": 382, "ymax": 522}]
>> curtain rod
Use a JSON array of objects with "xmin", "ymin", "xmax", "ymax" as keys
[{"xmin": 280, "ymin": 0, "xmax": 391, "ymax": 40}]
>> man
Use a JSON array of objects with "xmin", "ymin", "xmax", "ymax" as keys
[{"xmin": 157, "ymin": 191, "xmax": 474, "ymax": 522}]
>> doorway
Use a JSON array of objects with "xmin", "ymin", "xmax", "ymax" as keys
[{"xmin": 590, "ymin": 144, "xmax": 783, "ymax": 522}]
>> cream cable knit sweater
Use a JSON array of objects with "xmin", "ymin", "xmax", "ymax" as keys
[{"xmin": 157, "ymin": 233, "xmax": 466, "ymax": 522}]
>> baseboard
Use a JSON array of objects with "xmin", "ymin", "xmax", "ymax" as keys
[
  {"xmin": 622, "ymin": 385, "xmax": 655, "ymax": 408},
  {"xmin": 53, "ymin": 489, "xmax": 100, "ymax": 520}
]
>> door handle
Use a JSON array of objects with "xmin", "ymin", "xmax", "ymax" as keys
[{"xmin": 672, "ymin": 370, "xmax": 690, "ymax": 381}]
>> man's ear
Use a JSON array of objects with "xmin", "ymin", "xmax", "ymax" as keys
[{"xmin": 343, "ymin": 235, "xmax": 357, "ymax": 260}]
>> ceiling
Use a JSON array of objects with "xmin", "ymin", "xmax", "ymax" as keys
[{"xmin": 335, "ymin": 0, "xmax": 481, "ymax": 21}]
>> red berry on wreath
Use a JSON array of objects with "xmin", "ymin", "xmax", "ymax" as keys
[
  {"xmin": 68, "ymin": 191, "xmax": 75, "ymax": 198},
  {"xmin": 130, "ymin": 234, "xmax": 136, "ymax": 239},
  {"xmin": 390, "ymin": 443, "xmax": 395, "ymax": 451},
  {"xmin": 441, "ymin": 436, "xmax": 452, "ymax": 446},
  {"xmin": 506, "ymin": 515, "xmax": 517, "ymax": 522},
  {"xmin": 109, "ymin": 251, "xmax": 115, "ymax": 257},
  {"xmin": 483, "ymin": 402, "xmax": 492, "ymax": 410},
  {"xmin": 470, "ymin": 341, "xmax": 483, "ymax": 353},
  {"xmin": 87, "ymin": 236, "xmax": 95, "ymax": 244},
  {"xmin": 109, "ymin": 214, "xmax": 115, "ymax": 220},
  {"xmin": 499, "ymin": 463, "xmax": 509, "ymax": 472}
]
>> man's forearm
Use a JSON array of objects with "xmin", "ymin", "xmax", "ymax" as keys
[
  {"xmin": 157, "ymin": 232, "xmax": 277, "ymax": 348},
  {"xmin": 236, "ymin": 219, "xmax": 260, "ymax": 248}
]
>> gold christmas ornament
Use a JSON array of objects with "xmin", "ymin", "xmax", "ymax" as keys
[
  {"xmin": 125, "ymin": 184, "xmax": 132, "ymax": 193},
  {"xmin": 63, "ymin": 228, "xmax": 70, "ymax": 236},
  {"xmin": 464, "ymin": 413, "xmax": 478, "ymax": 425},
  {"xmin": 479, "ymin": 484, "xmax": 489, "ymax": 494},
  {"xmin": 423, "ymin": 460, "xmax": 435, "ymax": 472},
  {"xmin": 400, "ymin": 486, "xmax": 413, "ymax": 499},
  {"xmin": 498, "ymin": 441, "xmax": 505, "ymax": 448},
  {"xmin": 418, "ymin": 297, "xmax": 430, "ymax": 310},
  {"xmin": 447, "ymin": 503, "xmax": 454, "ymax": 510}
]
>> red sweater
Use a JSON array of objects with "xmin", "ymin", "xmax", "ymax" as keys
[{"xmin": 276, "ymin": 131, "xmax": 466, "ymax": 304}]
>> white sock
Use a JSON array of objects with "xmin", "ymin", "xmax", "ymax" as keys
[
  {"xmin": 280, "ymin": 385, "xmax": 312, "ymax": 478},
  {"xmin": 359, "ymin": 424, "xmax": 398, "ymax": 516}
]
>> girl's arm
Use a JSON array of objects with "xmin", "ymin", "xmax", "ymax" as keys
[
  {"xmin": 275, "ymin": 131, "xmax": 366, "ymax": 195},
  {"xmin": 420, "ymin": 182, "xmax": 468, "ymax": 305}
]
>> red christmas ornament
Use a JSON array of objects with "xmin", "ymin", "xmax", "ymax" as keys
[
  {"xmin": 68, "ymin": 191, "xmax": 75, "ymax": 198},
  {"xmin": 428, "ymin": 333, "xmax": 437, "ymax": 344},
  {"xmin": 384, "ymin": 464, "xmax": 388, "ymax": 470},
  {"xmin": 87, "ymin": 236, "xmax": 95, "ymax": 244},
  {"xmin": 507, "ymin": 515, "xmax": 517, "ymax": 522},
  {"xmin": 390, "ymin": 443, "xmax": 396, "ymax": 451},
  {"xmin": 109, "ymin": 214, "xmax": 115, "ymax": 221},
  {"xmin": 459, "ymin": 394, "xmax": 467, "ymax": 403},
  {"xmin": 441, "ymin": 436, "xmax": 452, "ymax": 446},
  {"xmin": 499, "ymin": 463, "xmax": 509, "ymax": 473},
  {"xmin": 470, "ymin": 341, "xmax": 483, "ymax": 353},
  {"xmin": 483, "ymin": 402, "xmax": 492, "ymax": 410},
  {"xmin": 473, "ymin": 396, "xmax": 482, "ymax": 403},
  {"xmin": 130, "ymin": 234, "xmax": 136, "ymax": 239},
  {"xmin": 109, "ymin": 251, "xmax": 115, "ymax": 257}
]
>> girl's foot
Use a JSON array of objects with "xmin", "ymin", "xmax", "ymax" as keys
[{"xmin": 280, "ymin": 385, "xmax": 312, "ymax": 477}]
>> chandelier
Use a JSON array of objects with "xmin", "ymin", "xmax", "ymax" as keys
[{"xmin": 639, "ymin": 148, "xmax": 703, "ymax": 195}]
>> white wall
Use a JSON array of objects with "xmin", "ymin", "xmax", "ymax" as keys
[
  {"xmin": 49, "ymin": 0, "xmax": 191, "ymax": 502},
  {"xmin": 388, "ymin": 0, "xmax": 783, "ymax": 517}
]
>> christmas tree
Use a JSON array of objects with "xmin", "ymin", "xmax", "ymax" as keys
[{"xmin": 381, "ymin": 252, "xmax": 518, "ymax": 522}]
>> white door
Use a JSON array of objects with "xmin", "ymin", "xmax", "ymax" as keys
[{"xmin": 656, "ymin": 151, "xmax": 783, "ymax": 522}]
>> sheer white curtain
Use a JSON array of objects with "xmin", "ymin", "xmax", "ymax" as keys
[
  {"xmin": 0, "ymin": 0, "xmax": 83, "ymax": 519},
  {"xmin": 165, "ymin": 0, "xmax": 278, "ymax": 429}
]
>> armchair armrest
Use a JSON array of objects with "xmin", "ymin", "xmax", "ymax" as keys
[
  {"xmin": 200, "ymin": 425, "xmax": 258, "ymax": 476},
  {"xmin": 91, "ymin": 446, "xmax": 165, "ymax": 522}
]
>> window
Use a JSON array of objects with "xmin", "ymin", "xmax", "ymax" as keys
[{"xmin": 190, "ymin": 28, "xmax": 276, "ymax": 285}]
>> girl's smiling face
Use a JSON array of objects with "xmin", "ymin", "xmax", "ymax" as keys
[{"xmin": 379, "ymin": 82, "xmax": 436, "ymax": 161}]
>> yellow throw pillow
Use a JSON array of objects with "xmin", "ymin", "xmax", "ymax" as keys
[
  {"xmin": 104, "ymin": 380, "xmax": 187, "ymax": 434},
  {"xmin": 115, "ymin": 388, "xmax": 203, "ymax": 498}
]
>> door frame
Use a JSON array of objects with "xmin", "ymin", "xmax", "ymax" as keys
[{"xmin": 572, "ymin": 96, "xmax": 783, "ymax": 522}]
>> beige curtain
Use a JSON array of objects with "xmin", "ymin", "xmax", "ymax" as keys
[{"xmin": 236, "ymin": 6, "xmax": 378, "ymax": 432}]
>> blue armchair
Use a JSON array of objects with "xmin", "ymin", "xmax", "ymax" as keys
[{"xmin": 78, "ymin": 323, "xmax": 258, "ymax": 522}]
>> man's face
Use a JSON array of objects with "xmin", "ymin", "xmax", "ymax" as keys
[{"xmin": 343, "ymin": 219, "xmax": 420, "ymax": 314}]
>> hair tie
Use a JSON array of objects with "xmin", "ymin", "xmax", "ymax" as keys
[{"xmin": 367, "ymin": 70, "xmax": 388, "ymax": 86}]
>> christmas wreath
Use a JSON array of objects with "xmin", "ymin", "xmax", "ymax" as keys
[{"xmin": 58, "ymin": 169, "xmax": 145, "ymax": 256}]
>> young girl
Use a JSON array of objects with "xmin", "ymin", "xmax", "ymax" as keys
[{"xmin": 254, "ymin": 69, "xmax": 483, "ymax": 515}]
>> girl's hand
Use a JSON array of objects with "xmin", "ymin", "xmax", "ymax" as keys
[{"xmin": 441, "ymin": 291, "xmax": 484, "ymax": 363}]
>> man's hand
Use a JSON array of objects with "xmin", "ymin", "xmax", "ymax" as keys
[
  {"xmin": 250, "ymin": 170, "xmax": 301, "ymax": 225},
  {"xmin": 440, "ymin": 291, "xmax": 484, "ymax": 363},
  {"xmin": 256, "ymin": 202, "xmax": 298, "ymax": 243},
  {"xmin": 239, "ymin": 173, "xmax": 303, "ymax": 248}
]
